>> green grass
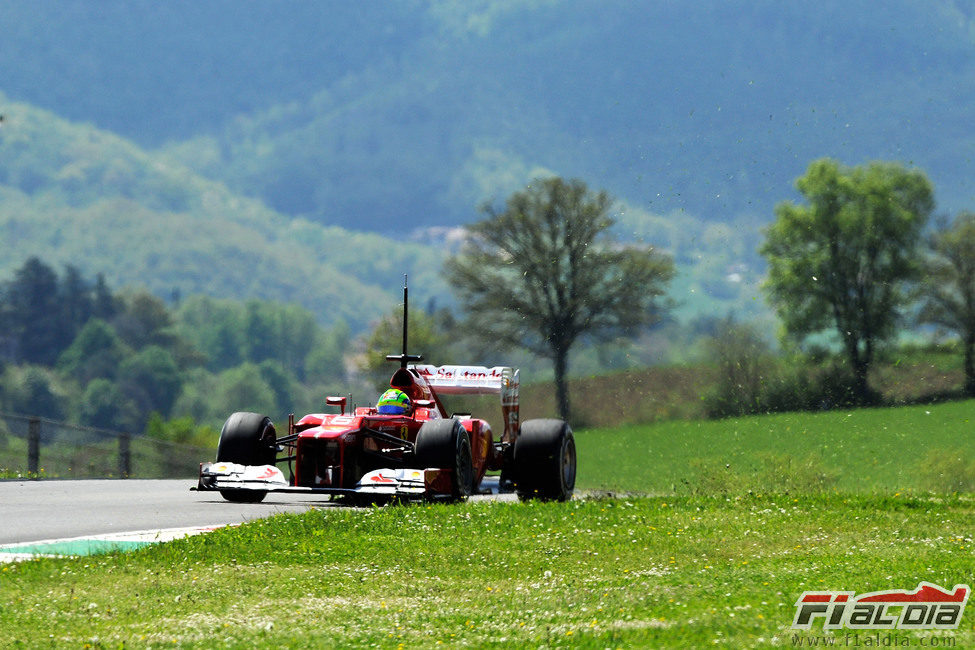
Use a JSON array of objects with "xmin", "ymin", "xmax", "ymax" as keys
[
  {"xmin": 577, "ymin": 399, "xmax": 975, "ymax": 494},
  {"xmin": 5, "ymin": 400, "xmax": 975, "ymax": 647},
  {"xmin": 2, "ymin": 495, "xmax": 973, "ymax": 647}
]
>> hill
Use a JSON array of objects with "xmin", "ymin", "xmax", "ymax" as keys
[
  {"xmin": 5, "ymin": 0, "xmax": 975, "ymax": 228},
  {"xmin": 0, "ymin": 92, "xmax": 761, "ymax": 334},
  {"xmin": 4, "ymin": 0, "xmax": 975, "ymax": 331},
  {"xmin": 0, "ymin": 96, "xmax": 446, "ymax": 331},
  {"xmin": 174, "ymin": 0, "xmax": 975, "ymax": 233}
]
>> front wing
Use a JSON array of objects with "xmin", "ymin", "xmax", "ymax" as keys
[{"xmin": 195, "ymin": 462, "xmax": 456, "ymax": 499}]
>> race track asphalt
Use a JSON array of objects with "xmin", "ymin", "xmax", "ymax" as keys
[
  {"xmin": 0, "ymin": 479, "xmax": 336, "ymax": 546},
  {"xmin": 0, "ymin": 477, "xmax": 512, "ymax": 546}
]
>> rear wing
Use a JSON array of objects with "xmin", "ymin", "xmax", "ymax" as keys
[{"xmin": 412, "ymin": 365, "xmax": 520, "ymax": 443}]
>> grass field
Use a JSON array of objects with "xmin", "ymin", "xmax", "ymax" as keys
[
  {"xmin": 2, "ymin": 495, "xmax": 973, "ymax": 647},
  {"xmin": 3, "ymin": 400, "xmax": 975, "ymax": 647},
  {"xmin": 577, "ymin": 399, "xmax": 975, "ymax": 495}
]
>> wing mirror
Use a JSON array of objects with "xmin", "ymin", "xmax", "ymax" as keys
[{"xmin": 325, "ymin": 396, "xmax": 347, "ymax": 415}]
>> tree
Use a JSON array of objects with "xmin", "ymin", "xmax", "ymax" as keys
[
  {"xmin": 243, "ymin": 300, "xmax": 320, "ymax": 377},
  {"xmin": 445, "ymin": 177, "xmax": 674, "ymax": 421},
  {"xmin": 213, "ymin": 363, "xmax": 279, "ymax": 417},
  {"xmin": 115, "ymin": 345, "xmax": 183, "ymax": 430},
  {"xmin": 174, "ymin": 296, "xmax": 323, "ymax": 376},
  {"xmin": 174, "ymin": 295, "xmax": 245, "ymax": 371},
  {"xmin": 145, "ymin": 413, "xmax": 218, "ymax": 448},
  {"xmin": 3, "ymin": 366, "xmax": 65, "ymax": 420},
  {"xmin": 91, "ymin": 273, "xmax": 119, "ymax": 321},
  {"xmin": 57, "ymin": 319, "xmax": 129, "ymax": 384},
  {"xmin": 58, "ymin": 264, "xmax": 93, "ymax": 346},
  {"xmin": 112, "ymin": 289, "xmax": 204, "ymax": 372},
  {"xmin": 304, "ymin": 319, "xmax": 350, "ymax": 384},
  {"xmin": 362, "ymin": 306, "xmax": 455, "ymax": 390},
  {"xmin": 703, "ymin": 316, "xmax": 776, "ymax": 417},
  {"xmin": 1, "ymin": 257, "xmax": 63, "ymax": 365},
  {"xmin": 256, "ymin": 360, "xmax": 297, "ymax": 414},
  {"xmin": 79, "ymin": 378, "xmax": 127, "ymax": 430},
  {"xmin": 243, "ymin": 300, "xmax": 278, "ymax": 365},
  {"xmin": 112, "ymin": 290, "xmax": 176, "ymax": 350},
  {"xmin": 919, "ymin": 212, "xmax": 975, "ymax": 395},
  {"xmin": 761, "ymin": 158, "xmax": 934, "ymax": 403}
]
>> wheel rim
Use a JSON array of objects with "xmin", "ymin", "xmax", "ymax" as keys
[
  {"xmin": 561, "ymin": 435, "xmax": 577, "ymax": 490},
  {"xmin": 456, "ymin": 432, "xmax": 474, "ymax": 496}
]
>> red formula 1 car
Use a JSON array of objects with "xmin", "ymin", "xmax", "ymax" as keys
[{"xmin": 196, "ymin": 289, "xmax": 576, "ymax": 503}]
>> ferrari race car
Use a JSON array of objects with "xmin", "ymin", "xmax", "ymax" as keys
[
  {"xmin": 197, "ymin": 363, "xmax": 575, "ymax": 503},
  {"xmin": 196, "ymin": 288, "xmax": 576, "ymax": 503}
]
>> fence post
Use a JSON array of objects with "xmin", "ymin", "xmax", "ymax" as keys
[
  {"xmin": 27, "ymin": 417, "xmax": 40, "ymax": 478},
  {"xmin": 118, "ymin": 432, "xmax": 131, "ymax": 478}
]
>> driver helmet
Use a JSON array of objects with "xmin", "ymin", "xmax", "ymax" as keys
[{"xmin": 377, "ymin": 388, "xmax": 411, "ymax": 415}]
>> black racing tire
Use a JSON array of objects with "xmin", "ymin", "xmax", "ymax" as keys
[
  {"xmin": 215, "ymin": 411, "xmax": 277, "ymax": 503},
  {"xmin": 415, "ymin": 418, "xmax": 474, "ymax": 499},
  {"xmin": 513, "ymin": 419, "xmax": 576, "ymax": 502}
]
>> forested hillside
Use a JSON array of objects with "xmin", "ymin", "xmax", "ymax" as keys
[
  {"xmin": 0, "ymin": 96, "xmax": 446, "ymax": 330},
  {"xmin": 5, "ymin": 0, "xmax": 975, "ymax": 225},
  {"xmin": 165, "ymin": 0, "xmax": 975, "ymax": 233},
  {"xmin": 3, "ymin": 0, "xmax": 975, "ymax": 333}
]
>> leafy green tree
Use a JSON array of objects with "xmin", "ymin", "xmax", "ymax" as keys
[
  {"xmin": 169, "ymin": 368, "xmax": 219, "ymax": 425},
  {"xmin": 919, "ymin": 212, "xmax": 975, "ymax": 395},
  {"xmin": 112, "ymin": 289, "xmax": 204, "ymax": 372},
  {"xmin": 116, "ymin": 345, "xmax": 182, "ymax": 429},
  {"xmin": 0, "ymin": 259, "xmax": 114, "ymax": 367},
  {"xmin": 243, "ymin": 300, "xmax": 277, "ymax": 364},
  {"xmin": 174, "ymin": 296, "xmax": 322, "ymax": 377},
  {"xmin": 275, "ymin": 303, "xmax": 321, "ymax": 379},
  {"xmin": 174, "ymin": 295, "xmax": 246, "ymax": 371},
  {"xmin": 243, "ymin": 300, "xmax": 320, "ymax": 377},
  {"xmin": 78, "ymin": 378, "xmax": 127, "ymax": 430},
  {"xmin": 304, "ymin": 319, "xmax": 350, "ymax": 384},
  {"xmin": 213, "ymin": 363, "xmax": 279, "ymax": 417},
  {"xmin": 145, "ymin": 413, "xmax": 218, "ymax": 448},
  {"xmin": 112, "ymin": 290, "xmax": 177, "ymax": 350},
  {"xmin": 445, "ymin": 177, "xmax": 674, "ymax": 421},
  {"xmin": 256, "ymin": 360, "xmax": 297, "ymax": 413},
  {"xmin": 57, "ymin": 319, "xmax": 129, "ymax": 384},
  {"xmin": 2, "ymin": 366, "xmax": 65, "ymax": 419},
  {"xmin": 761, "ymin": 159, "xmax": 934, "ymax": 403}
]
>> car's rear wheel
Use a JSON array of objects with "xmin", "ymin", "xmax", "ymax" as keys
[
  {"xmin": 514, "ymin": 419, "xmax": 576, "ymax": 501},
  {"xmin": 216, "ymin": 411, "xmax": 277, "ymax": 503},
  {"xmin": 415, "ymin": 418, "xmax": 474, "ymax": 499}
]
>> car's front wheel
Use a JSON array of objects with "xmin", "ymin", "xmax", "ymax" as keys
[
  {"xmin": 215, "ymin": 411, "xmax": 277, "ymax": 503},
  {"xmin": 415, "ymin": 418, "xmax": 474, "ymax": 499}
]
